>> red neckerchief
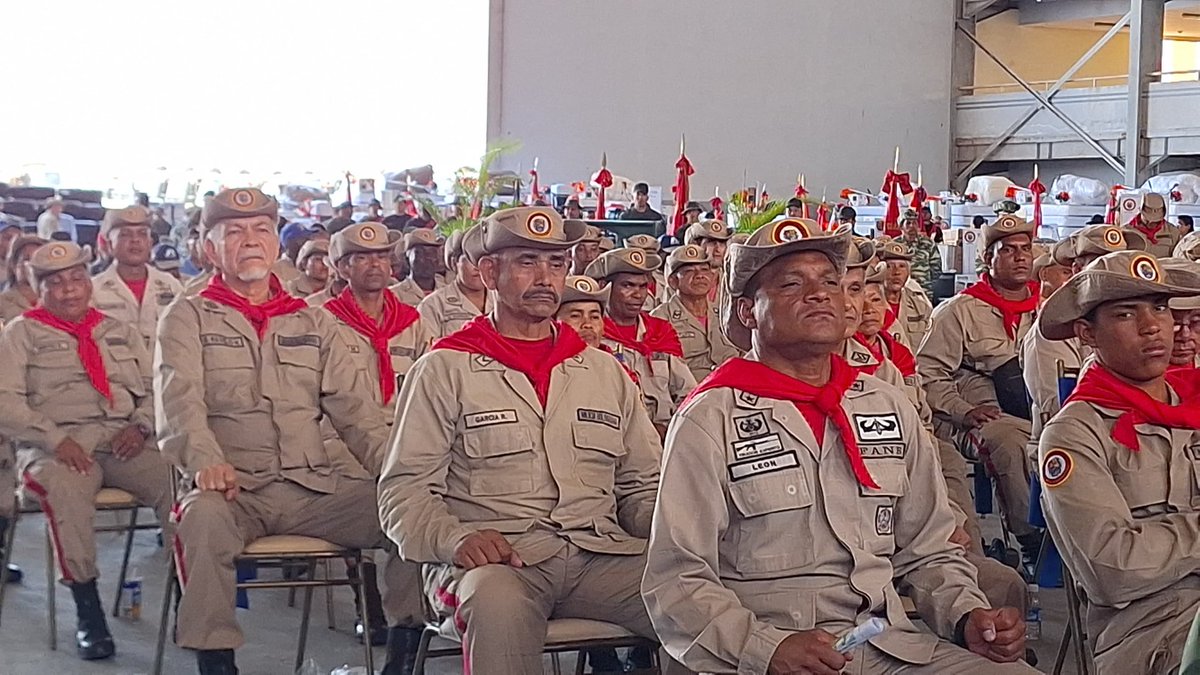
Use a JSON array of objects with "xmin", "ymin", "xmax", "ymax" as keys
[
  {"xmin": 600, "ymin": 344, "xmax": 641, "ymax": 386},
  {"xmin": 603, "ymin": 314, "xmax": 684, "ymax": 359},
  {"xmin": 433, "ymin": 316, "xmax": 586, "ymax": 407},
  {"xmin": 324, "ymin": 288, "xmax": 420, "ymax": 404},
  {"xmin": 1129, "ymin": 215, "xmax": 1165, "ymax": 244},
  {"xmin": 683, "ymin": 357, "xmax": 880, "ymax": 489},
  {"xmin": 1065, "ymin": 364, "xmax": 1200, "ymax": 451},
  {"xmin": 854, "ymin": 332, "xmax": 917, "ymax": 378},
  {"xmin": 885, "ymin": 306, "xmax": 900, "ymax": 329},
  {"xmin": 24, "ymin": 307, "xmax": 112, "ymax": 404},
  {"xmin": 200, "ymin": 274, "xmax": 308, "ymax": 340},
  {"xmin": 961, "ymin": 274, "xmax": 1039, "ymax": 340}
]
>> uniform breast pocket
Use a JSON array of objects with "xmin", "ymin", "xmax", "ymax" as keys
[
  {"xmin": 728, "ymin": 469, "xmax": 814, "ymax": 574},
  {"xmin": 462, "ymin": 425, "xmax": 536, "ymax": 496},
  {"xmin": 571, "ymin": 421, "xmax": 626, "ymax": 493},
  {"xmin": 28, "ymin": 349, "xmax": 82, "ymax": 402},
  {"xmin": 105, "ymin": 345, "xmax": 145, "ymax": 395},
  {"xmin": 859, "ymin": 459, "xmax": 909, "ymax": 555},
  {"xmin": 1114, "ymin": 452, "xmax": 1169, "ymax": 511},
  {"xmin": 650, "ymin": 357, "xmax": 669, "ymax": 380},
  {"xmin": 203, "ymin": 348, "xmax": 258, "ymax": 410},
  {"xmin": 276, "ymin": 345, "xmax": 321, "ymax": 393}
]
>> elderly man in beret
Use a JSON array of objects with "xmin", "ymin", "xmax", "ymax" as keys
[
  {"xmin": 91, "ymin": 206, "xmax": 184, "ymax": 348},
  {"xmin": 418, "ymin": 227, "xmax": 492, "ymax": 339},
  {"xmin": 156, "ymin": 188, "xmax": 400, "ymax": 674},
  {"xmin": 0, "ymin": 241, "xmax": 171, "ymax": 661},
  {"xmin": 379, "ymin": 206, "xmax": 666, "ymax": 675},
  {"xmin": 650, "ymin": 243, "xmax": 741, "ymax": 381},
  {"xmin": 877, "ymin": 241, "xmax": 934, "ymax": 351}
]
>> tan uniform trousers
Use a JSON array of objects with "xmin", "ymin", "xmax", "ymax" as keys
[
  {"xmin": 845, "ymin": 641, "xmax": 1038, "ymax": 674},
  {"xmin": 0, "ymin": 441, "xmax": 14, "ymax": 519},
  {"xmin": 173, "ymin": 479, "xmax": 424, "ymax": 651},
  {"xmin": 20, "ymin": 448, "xmax": 172, "ymax": 583},
  {"xmin": 935, "ymin": 414, "xmax": 1034, "ymax": 539},
  {"xmin": 424, "ymin": 541, "xmax": 657, "ymax": 675}
]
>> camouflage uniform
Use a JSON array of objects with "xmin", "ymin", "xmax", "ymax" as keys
[{"xmin": 902, "ymin": 233, "xmax": 942, "ymax": 299}]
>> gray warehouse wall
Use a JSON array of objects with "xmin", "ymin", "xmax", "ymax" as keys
[{"xmin": 487, "ymin": 0, "xmax": 958, "ymax": 202}]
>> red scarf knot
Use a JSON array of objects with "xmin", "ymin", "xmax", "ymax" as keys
[
  {"xmin": 324, "ymin": 288, "xmax": 421, "ymax": 404},
  {"xmin": 200, "ymin": 274, "xmax": 308, "ymax": 340},
  {"xmin": 25, "ymin": 307, "xmax": 112, "ymax": 404},
  {"xmin": 684, "ymin": 357, "xmax": 880, "ymax": 489},
  {"xmin": 1065, "ymin": 364, "xmax": 1200, "ymax": 452},
  {"xmin": 961, "ymin": 274, "xmax": 1039, "ymax": 340},
  {"xmin": 1130, "ymin": 215, "xmax": 1165, "ymax": 244},
  {"xmin": 603, "ymin": 314, "xmax": 684, "ymax": 360}
]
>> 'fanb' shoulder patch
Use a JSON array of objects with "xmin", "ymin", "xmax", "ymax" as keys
[
  {"xmin": 1042, "ymin": 449, "xmax": 1074, "ymax": 488},
  {"xmin": 577, "ymin": 408, "xmax": 621, "ymax": 430}
]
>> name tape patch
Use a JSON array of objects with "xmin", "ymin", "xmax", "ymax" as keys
[
  {"xmin": 729, "ymin": 450, "xmax": 799, "ymax": 481},
  {"xmin": 389, "ymin": 346, "xmax": 414, "ymax": 358},
  {"xmin": 464, "ymin": 409, "xmax": 518, "ymax": 429},
  {"xmin": 157, "ymin": 292, "xmax": 176, "ymax": 306},
  {"xmin": 853, "ymin": 413, "xmax": 902, "ymax": 443},
  {"xmin": 104, "ymin": 337, "xmax": 129, "ymax": 347},
  {"xmin": 277, "ymin": 334, "xmax": 320, "ymax": 348},
  {"xmin": 577, "ymin": 409, "xmax": 621, "ymax": 430},
  {"xmin": 201, "ymin": 334, "xmax": 245, "ymax": 348}
]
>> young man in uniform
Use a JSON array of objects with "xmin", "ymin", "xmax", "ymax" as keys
[
  {"xmin": 91, "ymin": 206, "xmax": 184, "ymax": 348},
  {"xmin": 285, "ymin": 238, "xmax": 330, "ymax": 297},
  {"xmin": 624, "ymin": 233, "xmax": 667, "ymax": 308},
  {"xmin": 1126, "ymin": 192, "xmax": 1183, "ymax": 259},
  {"xmin": 570, "ymin": 224, "xmax": 603, "ymax": 276},
  {"xmin": 878, "ymin": 240, "xmax": 933, "ymax": 351},
  {"xmin": 0, "ymin": 241, "xmax": 171, "ymax": 661},
  {"xmin": 156, "ymin": 188, "xmax": 402, "ymax": 675},
  {"xmin": 390, "ymin": 228, "xmax": 445, "ymax": 307},
  {"xmin": 650, "ymin": 244, "xmax": 741, "ymax": 381},
  {"xmin": 587, "ymin": 247, "xmax": 696, "ymax": 436},
  {"xmin": 419, "ymin": 227, "xmax": 491, "ymax": 339},
  {"xmin": 643, "ymin": 220, "xmax": 1032, "ymax": 675},
  {"xmin": 378, "ymin": 206, "xmax": 667, "ymax": 675},
  {"xmin": 273, "ymin": 221, "xmax": 325, "ymax": 285},
  {"xmin": 918, "ymin": 214, "xmax": 1040, "ymax": 562},
  {"xmin": 1037, "ymin": 250, "xmax": 1200, "ymax": 675}
]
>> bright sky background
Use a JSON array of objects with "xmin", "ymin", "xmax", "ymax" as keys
[{"xmin": 2, "ymin": 0, "xmax": 488, "ymax": 190}]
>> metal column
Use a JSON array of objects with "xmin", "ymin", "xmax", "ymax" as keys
[{"xmin": 1125, "ymin": 0, "xmax": 1165, "ymax": 187}]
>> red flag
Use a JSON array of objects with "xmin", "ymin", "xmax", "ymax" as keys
[
  {"xmin": 1029, "ymin": 177, "xmax": 1047, "ymax": 229},
  {"xmin": 1106, "ymin": 185, "xmax": 1126, "ymax": 225},
  {"xmin": 881, "ymin": 170, "xmax": 913, "ymax": 237},
  {"xmin": 593, "ymin": 155, "xmax": 613, "ymax": 221},
  {"xmin": 527, "ymin": 167, "xmax": 541, "ymax": 206},
  {"xmin": 670, "ymin": 149, "xmax": 695, "ymax": 236},
  {"xmin": 795, "ymin": 176, "xmax": 811, "ymax": 219},
  {"xmin": 816, "ymin": 201, "xmax": 831, "ymax": 230},
  {"xmin": 909, "ymin": 184, "xmax": 929, "ymax": 235},
  {"xmin": 710, "ymin": 195, "xmax": 724, "ymax": 221}
]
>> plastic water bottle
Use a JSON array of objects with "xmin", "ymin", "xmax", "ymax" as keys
[
  {"xmin": 120, "ymin": 567, "xmax": 142, "ymax": 621},
  {"xmin": 1025, "ymin": 584, "xmax": 1041, "ymax": 641}
]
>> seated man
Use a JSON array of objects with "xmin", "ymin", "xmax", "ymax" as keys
[
  {"xmin": 0, "ymin": 241, "xmax": 171, "ymax": 661},
  {"xmin": 643, "ymin": 220, "xmax": 1032, "ymax": 674},
  {"xmin": 390, "ymin": 229, "xmax": 445, "ymax": 307},
  {"xmin": 378, "ymin": 207, "xmax": 666, "ymax": 675},
  {"xmin": 684, "ymin": 219, "xmax": 731, "ymax": 304},
  {"xmin": 1125, "ymin": 192, "xmax": 1183, "ymax": 259},
  {"xmin": 418, "ymin": 227, "xmax": 492, "ymax": 339},
  {"xmin": 917, "ymin": 214, "xmax": 1039, "ymax": 560},
  {"xmin": 650, "ymin": 244, "xmax": 742, "ymax": 381},
  {"xmin": 878, "ymin": 241, "xmax": 933, "ymax": 351},
  {"xmin": 1037, "ymin": 251, "xmax": 1200, "ymax": 675},
  {"xmin": 570, "ymin": 225, "xmax": 603, "ymax": 276},
  {"xmin": 284, "ymin": 239, "xmax": 330, "ymax": 297},
  {"xmin": 157, "ymin": 189, "xmax": 402, "ymax": 675},
  {"xmin": 1163, "ymin": 258, "xmax": 1200, "ymax": 372},
  {"xmin": 625, "ymin": 234, "xmax": 668, "ymax": 309}
]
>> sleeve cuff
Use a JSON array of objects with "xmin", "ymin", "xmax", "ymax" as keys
[
  {"xmin": 953, "ymin": 612, "xmax": 971, "ymax": 647},
  {"xmin": 435, "ymin": 526, "xmax": 476, "ymax": 565},
  {"xmin": 42, "ymin": 426, "xmax": 69, "ymax": 453},
  {"xmin": 737, "ymin": 625, "xmax": 792, "ymax": 675}
]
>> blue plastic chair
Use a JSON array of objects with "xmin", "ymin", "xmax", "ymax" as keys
[{"xmin": 1028, "ymin": 367, "xmax": 1080, "ymax": 588}]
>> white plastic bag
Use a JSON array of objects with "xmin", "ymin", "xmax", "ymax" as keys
[
  {"xmin": 1049, "ymin": 174, "xmax": 1110, "ymax": 206},
  {"xmin": 1141, "ymin": 172, "xmax": 1200, "ymax": 204},
  {"xmin": 964, "ymin": 176, "xmax": 1017, "ymax": 207}
]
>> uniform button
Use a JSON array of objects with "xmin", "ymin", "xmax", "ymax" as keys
[{"xmin": 786, "ymin": 484, "xmax": 797, "ymax": 495}]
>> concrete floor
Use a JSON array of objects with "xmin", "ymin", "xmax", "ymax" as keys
[{"xmin": 0, "ymin": 509, "xmax": 1081, "ymax": 675}]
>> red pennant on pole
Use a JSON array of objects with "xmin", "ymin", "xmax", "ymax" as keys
[
  {"xmin": 1029, "ymin": 168, "xmax": 1047, "ymax": 229},
  {"xmin": 881, "ymin": 170, "xmax": 913, "ymax": 237},
  {"xmin": 795, "ymin": 174, "xmax": 811, "ymax": 219},
  {"xmin": 1105, "ymin": 184, "xmax": 1126, "ymax": 225},
  {"xmin": 670, "ymin": 135, "xmax": 695, "ymax": 236},
  {"xmin": 593, "ymin": 153, "xmax": 613, "ymax": 220},
  {"xmin": 710, "ymin": 186, "xmax": 724, "ymax": 222},
  {"xmin": 527, "ymin": 164, "xmax": 541, "ymax": 206}
]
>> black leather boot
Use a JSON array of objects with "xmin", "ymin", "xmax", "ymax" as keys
[
  {"xmin": 0, "ymin": 516, "xmax": 22, "ymax": 584},
  {"xmin": 353, "ymin": 560, "xmax": 389, "ymax": 646},
  {"xmin": 69, "ymin": 580, "xmax": 115, "ymax": 660},
  {"xmin": 380, "ymin": 626, "xmax": 423, "ymax": 675},
  {"xmin": 196, "ymin": 648, "xmax": 238, "ymax": 675}
]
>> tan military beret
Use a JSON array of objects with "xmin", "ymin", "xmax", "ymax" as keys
[
  {"xmin": 445, "ymin": 228, "xmax": 472, "ymax": 268},
  {"xmin": 1075, "ymin": 224, "xmax": 1145, "ymax": 261},
  {"xmin": 1174, "ymin": 231, "xmax": 1200, "ymax": 261},
  {"xmin": 202, "ymin": 188, "xmax": 278, "ymax": 227},
  {"xmin": 845, "ymin": 237, "xmax": 877, "ymax": 270},
  {"xmin": 685, "ymin": 219, "xmax": 731, "ymax": 245},
  {"xmin": 864, "ymin": 261, "xmax": 887, "ymax": 285},
  {"xmin": 1161, "ymin": 258, "xmax": 1200, "ymax": 311},
  {"xmin": 561, "ymin": 275, "xmax": 610, "ymax": 308},
  {"xmin": 462, "ymin": 206, "xmax": 587, "ymax": 263},
  {"xmin": 877, "ymin": 240, "xmax": 912, "ymax": 262},
  {"xmin": 982, "ymin": 213, "xmax": 1036, "ymax": 251},
  {"xmin": 28, "ymin": 240, "xmax": 93, "ymax": 281},
  {"xmin": 404, "ymin": 228, "xmax": 445, "ymax": 250},
  {"xmin": 665, "ymin": 244, "xmax": 711, "ymax": 277},
  {"xmin": 625, "ymin": 234, "xmax": 660, "ymax": 252},
  {"xmin": 1039, "ymin": 251, "xmax": 1200, "ymax": 340},
  {"xmin": 101, "ymin": 205, "xmax": 151, "ymax": 237},
  {"xmin": 585, "ymin": 247, "xmax": 663, "ymax": 281},
  {"xmin": 329, "ymin": 221, "xmax": 401, "ymax": 262},
  {"xmin": 599, "ymin": 236, "xmax": 616, "ymax": 252},
  {"xmin": 579, "ymin": 225, "xmax": 603, "ymax": 244},
  {"xmin": 297, "ymin": 239, "xmax": 329, "ymax": 265}
]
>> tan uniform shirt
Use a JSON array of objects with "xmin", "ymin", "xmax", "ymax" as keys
[
  {"xmin": 1039, "ymin": 396, "xmax": 1200, "ymax": 669},
  {"xmin": 649, "ymin": 295, "xmax": 741, "ymax": 382},
  {"xmin": 417, "ymin": 281, "xmax": 492, "ymax": 339},
  {"xmin": 378, "ymin": 342, "xmax": 662, "ymax": 566},
  {"xmin": 304, "ymin": 288, "xmax": 334, "ymax": 307},
  {"xmin": 917, "ymin": 293, "xmax": 1034, "ymax": 425},
  {"xmin": 0, "ymin": 287, "xmax": 35, "ymax": 323},
  {"xmin": 1128, "ymin": 222, "xmax": 1183, "ymax": 259},
  {"xmin": 390, "ymin": 276, "xmax": 444, "ymax": 308},
  {"xmin": 890, "ymin": 287, "xmax": 934, "ymax": 352},
  {"xmin": 599, "ymin": 318, "xmax": 697, "ymax": 425},
  {"xmin": 271, "ymin": 257, "xmax": 301, "ymax": 285},
  {"xmin": 182, "ymin": 269, "xmax": 213, "ymax": 297},
  {"xmin": 155, "ymin": 296, "xmax": 391, "ymax": 493},
  {"xmin": 0, "ymin": 316, "xmax": 152, "ymax": 454},
  {"xmin": 285, "ymin": 274, "xmax": 326, "ymax": 298},
  {"xmin": 1021, "ymin": 326, "xmax": 1089, "ymax": 447},
  {"xmin": 91, "ymin": 265, "xmax": 184, "ymax": 348},
  {"xmin": 643, "ymin": 373, "xmax": 989, "ymax": 673}
]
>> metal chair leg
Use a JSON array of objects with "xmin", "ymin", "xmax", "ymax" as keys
[
  {"xmin": 45, "ymin": 522, "xmax": 56, "ymax": 650},
  {"xmin": 413, "ymin": 625, "xmax": 434, "ymax": 675},
  {"xmin": 1066, "ymin": 578, "xmax": 1091, "ymax": 674},
  {"xmin": 324, "ymin": 559, "xmax": 335, "ymax": 630},
  {"xmin": 113, "ymin": 506, "xmax": 139, "ymax": 616},
  {"xmin": 0, "ymin": 503, "xmax": 19, "ymax": 628},
  {"xmin": 551, "ymin": 652, "xmax": 562, "ymax": 675},
  {"xmin": 1051, "ymin": 623, "xmax": 1073, "ymax": 675},
  {"xmin": 294, "ymin": 558, "xmax": 318, "ymax": 672},
  {"xmin": 355, "ymin": 554, "xmax": 374, "ymax": 674},
  {"xmin": 574, "ymin": 649, "xmax": 586, "ymax": 675},
  {"xmin": 153, "ymin": 553, "xmax": 177, "ymax": 675}
]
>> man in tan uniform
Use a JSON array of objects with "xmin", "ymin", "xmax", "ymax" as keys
[
  {"xmin": 570, "ymin": 224, "xmax": 603, "ymax": 276},
  {"xmin": 156, "ymin": 189, "xmax": 401, "ymax": 675},
  {"xmin": 650, "ymin": 244, "xmax": 741, "ymax": 381},
  {"xmin": 625, "ymin": 233, "xmax": 667, "ymax": 309},
  {"xmin": 644, "ymin": 219, "xmax": 1031, "ymax": 675},
  {"xmin": 1126, "ymin": 192, "xmax": 1183, "ymax": 259},
  {"xmin": 285, "ymin": 238, "xmax": 330, "ymax": 297},
  {"xmin": 879, "ymin": 240, "xmax": 933, "ymax": 351},
  {"xmin": 91, "ymin": 206, "xmax": 184, "ymax": 348},
  {"xmin": 918, "ymin": 214, "xmax": 1040, "ymax": 559},
  {"xmin": 273, "ymin": 221, "xmax": 326, "ymax": 285},
  {"xmin": 0, "ymin": 241, "xmax": 171, "ymax": 660},
  {"xmin": 378, "ymin": 206, "xmax": 667, "ymax": 675},
  {"xmin": 418, "ymin": 227, "xmax": 492, "ymax": 338},
  {"xmin": 1037, "ymin": 251, "xmax": 1200, "ymax": 675},
  {"xmin": 555, "ymin": 275, "xmax": 609, "ymax": 349},
  {"xmin": 390, "ymin": 228, "xmax": 445, "ymax": 307},
  {"xmin": 587, "ymin": 248, "xmax": 697, "ymax": 434}
]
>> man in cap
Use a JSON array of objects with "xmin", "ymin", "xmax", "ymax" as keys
[
  {"xmin": 785, "ymin": 197, "xmax": 805, "ymax": 219},
  {"xmin": 383, "ymin": 196, "xmax": 413, "ymax": 231},
  {"xmin": 899, "ymin": 209, "xmax": 942, "ymax": 299},
  {"xmin": 878, "ymin": 241, "xmax": 934, "ymax": 351},
  {"xmin": 90, "ymin": 206, "xmax": 185, "ymax": 348},
  {"xmin": 684, "ymin": 219, "xmax": 731, "ymax": 270},
  {"xmin": 1036, "ymin": 251, "xmax": 1200, "ymax": 675},
  {"xmin": 620, "ymin": 182, "xmax": 666, "ymax": 234},
  {"xmin": 562, "ymin": 195, "xmax": 584, "ymax": 220},
  {"xmin": 839, "ymin": 205, "xmax": 858, "ymax": 228},
  {"xmin": 390, "ymin": 228, "xmax": 445, "ymax": 307},
  {"xmin": 644, "ymin": 220, "xmax": 1031, "ymax": 675},
  {"xmin": 285, "ymin": 239, "xmax": 330, "ymax": 297},
  {"xmin": 0, "ymin": 241, "xmax": 171, "ymax": 661},
  {"xmin": 274, "ymin": 221, "xmax": 326, "ymax": 285},
  {"xmin": 1125, "ymin": 192, "xmax": 1183, "ymax": 259},
  {"xmin": 682, "ymin": 200, "xmax": 704, "ymax": 227},
  {"xmin": 378, "ymin": 206, "xmax": 667, "ymax": 675},
  {"xmin": 571, "ymin": 224, "xmax": 603, "ymax": 276},
  {"xmin": 366, "ymin": 199, "xmax": 384, "ymax": 222},
  {"xmin": 650, "ymin": 244, "xmax": 741, "ymax": 381},
  {"xmin": 625, "ymin": 233, "xmax": 667, "ymax": 308},
  {"xmin": 587, "ymin": 247, "xmax": 696, "ymax": 435},
  {"xmin": 156, "ymin": 188, "xmax": 397, "ymax": 674},
  {"xmin": 918, "ymin": 213, "xmax": 1040, "ymax": 562},
  {"xmin": 555, "ymin": 275, "xmax": 609, "ymax": 350},
  {"xmin": 418, "ymin": 227, "xmax": 492, "ymax": 339},
  {"xmin": 153, "ymin": 243, "xmax": 184, "ymax": 280}
]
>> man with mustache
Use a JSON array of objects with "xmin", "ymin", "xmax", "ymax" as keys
[
  {"xmin": 378, "ymin": 206, "xmax": 666, "ymax": 675},
  {"xmin": 650, "ymin": 244, "xmax": 742, "ymax": 382},
  {"xmin": 418, "ymin": 226, "xmax": 493, "ymax": 339},
  {"xmin": 1036, "ymin": 251, "xmax": 1200, "ymax": 675},
  {"xmin": 90, "ymin": 206, "xmax": 184, "ymax": 348},
  {"xmin": 918, "ymin": 214, "xmax": 1040, "ymax": 566},
  {"xmin": 156, "ymin": 188, "xmax": 396, "ymax": 675},
  {"xmin": 643, "ymin": 220, "xmax": 1031, "ymax": 675}
]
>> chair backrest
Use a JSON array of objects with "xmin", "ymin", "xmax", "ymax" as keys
[{"xmin": 1057, "ymin": 361, "xmax": 1081, "ymax": 406}]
